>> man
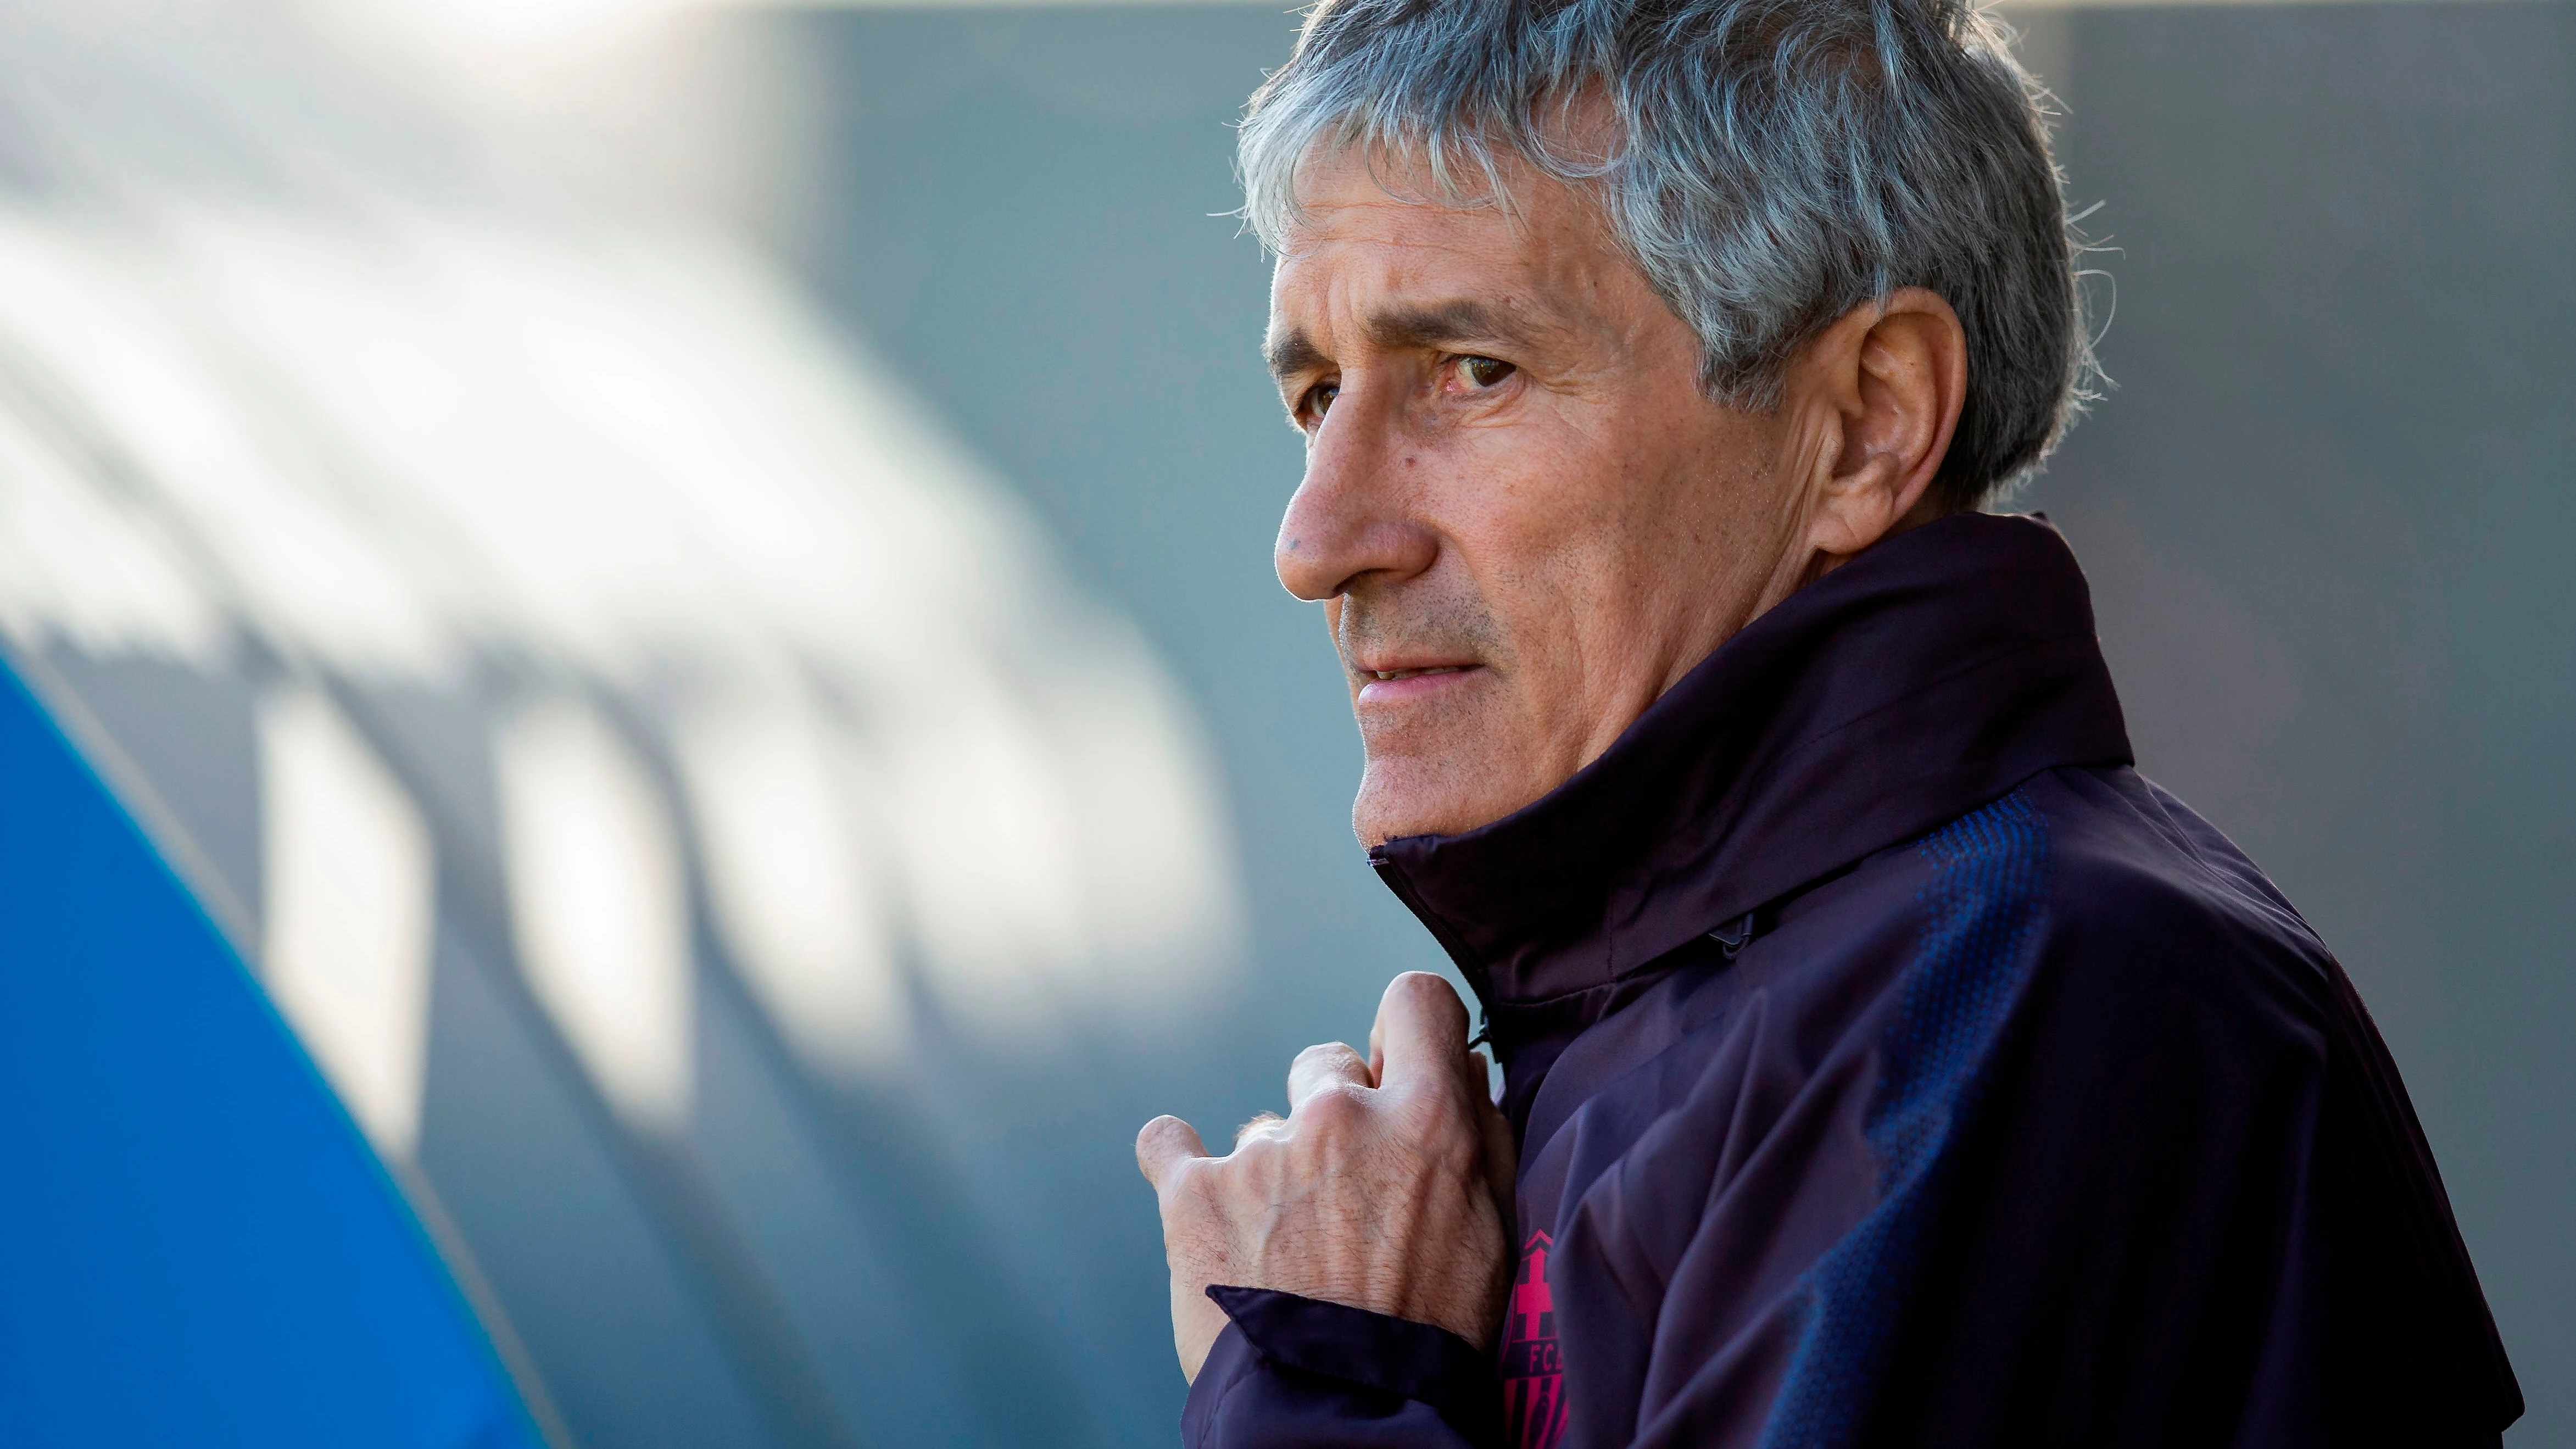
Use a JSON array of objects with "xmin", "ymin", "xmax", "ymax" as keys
[{"xmin": 1136, "ymin": 0, "xmax": 2523, "ymax": 1443}]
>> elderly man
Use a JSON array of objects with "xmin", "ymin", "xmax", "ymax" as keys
[{"xmin": 1135, "ymin": 0, "xmax": 2522, "ymax": 1444}]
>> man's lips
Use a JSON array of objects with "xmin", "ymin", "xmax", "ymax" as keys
[{"xmin": 1354, "ymin": 662, "xmax": 1484, "ymax": 704}]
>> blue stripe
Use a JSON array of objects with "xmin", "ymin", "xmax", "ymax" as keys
[
  {"xmin": 0, "ymin": 661, "xmax": 542, "ymax": 1449},
  {"xmin": 1757, "ymin": 790, "xmax": 2051, "ymax": 1449}
]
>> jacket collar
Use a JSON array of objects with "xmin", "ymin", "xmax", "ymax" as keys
[{"xmin": 1368, "ymin": 511, "xmax": 2132, "ymax": 1016}]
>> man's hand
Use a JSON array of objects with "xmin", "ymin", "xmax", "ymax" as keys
[{"xmin": 1136, "ymin": 972, "xmax": 1517, "ymax": 1382}]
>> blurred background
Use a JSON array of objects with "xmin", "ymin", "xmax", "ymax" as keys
[{"xmin": 0, "ymin": 0, "xmax": 2562, "ymax": 1444}]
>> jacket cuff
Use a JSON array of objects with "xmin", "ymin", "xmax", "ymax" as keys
[{"xmin": 1192, "ymin": 1285, "xmax": 1503, "ymax": 1445}]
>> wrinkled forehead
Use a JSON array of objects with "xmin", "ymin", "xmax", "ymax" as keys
[
  {"xmin": 1264, "ymin": 146, "xmax": 1624, "ymax": 358},
  {"xmin": 1275, "ymin": 147, "xmax": 1513, "ymax": 259}
]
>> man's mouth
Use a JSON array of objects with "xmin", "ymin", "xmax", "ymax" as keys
[{"xmin": 1354, "ymin": 662, "xmax": 1482, "ymax": 704}]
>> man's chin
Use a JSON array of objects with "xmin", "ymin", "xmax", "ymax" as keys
[{"xmin": 1351, "ymin": 760, "xmax": 1541, "ymax": 848}]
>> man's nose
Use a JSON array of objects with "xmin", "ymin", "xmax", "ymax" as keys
[{"xmin": 1274, "ymin": 388, "xmax": 1438, "ymax": 603}]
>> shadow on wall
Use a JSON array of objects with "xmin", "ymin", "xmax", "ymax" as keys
[{"xmin": 0, "ymin": 7, "xmax": 1261, "ymax": 1448}]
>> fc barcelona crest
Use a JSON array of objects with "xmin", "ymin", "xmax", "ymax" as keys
[{"xmin": 1501, "ymin": 1231, "xmax": 1568, "ymax": 1449}]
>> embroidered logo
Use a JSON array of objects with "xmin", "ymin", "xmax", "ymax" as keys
[{"xmin": 1500, "ymin": 1230, "xmax": 1568, "ymax": 1449}]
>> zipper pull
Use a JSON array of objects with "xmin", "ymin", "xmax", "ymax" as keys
[{"xmin": 1707, "ymin": 910, "xmax": 1759, "ymax": 959}]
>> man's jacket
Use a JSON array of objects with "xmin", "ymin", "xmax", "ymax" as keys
[{"xmin": 1183, "ymin": 512, "xmax": 2522, "ymax": 1448}]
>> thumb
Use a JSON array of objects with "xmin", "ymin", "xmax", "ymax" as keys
[
  {"xmin": 1371, "ymin": 972, "xmax": 1472, "ymax": 1095},
  {"xmin": 1136, "ymin": 1114, "xmax": 1210, "ymax": 1192}
]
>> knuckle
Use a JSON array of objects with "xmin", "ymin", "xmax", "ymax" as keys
[
  {"xmin": 1155, "ymin": 1158, "xmax": 1207, "ymax": 1211},
  {"xmin": 1229, "ymin": 1130, "xmax": 1281, "ymax": 1172},
  {"xmin": 1391, "ymin": 971, "xmax": 1457, "ymax": 1009},
  {"xmin": 1291, "ymin": 1041, "xmax": 1365, "ymax": 1078},
  {"xmin": 1297, "ymin": 1080, "xmax": 1371, "ymax": 1133}
]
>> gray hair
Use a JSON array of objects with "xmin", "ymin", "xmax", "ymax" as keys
[{"xmin": 1239, "ymin": 0, "xmax": 2097, "ymax": 507}]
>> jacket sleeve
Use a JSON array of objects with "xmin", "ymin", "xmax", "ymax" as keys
[{"xmin": 1181, "ymin": 1287, "xmax": 1504, "ymax": 1448}]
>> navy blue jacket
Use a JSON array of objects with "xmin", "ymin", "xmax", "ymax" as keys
[{"xmin": 1183, "ymin": 513, "xmax": 2521, "ymax": 1448}]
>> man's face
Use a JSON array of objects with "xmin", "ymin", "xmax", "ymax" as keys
[{"xmin": 1269, "ymin": 149, "xmax": 1808, "ymax": 846}]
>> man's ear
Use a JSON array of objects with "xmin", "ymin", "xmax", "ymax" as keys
[{"xmin": 1791, "ymin": 287, "xmax": 1969, "ymax": 566}]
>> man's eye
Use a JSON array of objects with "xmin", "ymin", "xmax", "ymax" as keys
[
  {"xmin": 1302, "ymin": 381, "xmax": 1340, "ymax": 426},
  {"xmin": 1460, "ymin": 356, "xmax": 1515, "ymax": 388}
]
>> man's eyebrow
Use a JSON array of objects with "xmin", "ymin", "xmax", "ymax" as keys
[
  {"xmin": 1363, "ymin": 299, "xmax": 1533, "ymax": 354},
  {"xmin": 1264, "ymin": 300, "xmax": 1548, "ymax": 387},
  {"xmin": 1265, "ymin": 328, "xmax": 1326, "ymax": 385}
]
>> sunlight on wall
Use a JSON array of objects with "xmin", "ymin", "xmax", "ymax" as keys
[
  {"xmin": 0, "ymin": 8, "xmax": 1248, "ymax": 1442},
  {"xmin": 495, "ymin": 698, "xmax": 696, "ymax": 1132},
  {"xmin": 259, "ymin": 685, "xmax": 437, "ymax": 1156},
  {"xmin": 0, "ymin": 394, "xmax": 222, "ymax": 666},
  {"xmin": 0, "ymin": 127, "xmax": 1245, "ymax": 1133},
  {"xmin": 674, "ymin": 693, "xmax": 905, "ymax": 1077}
]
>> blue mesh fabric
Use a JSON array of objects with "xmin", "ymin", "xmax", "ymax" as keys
[{"xmin": 1757, "ymin": 790, "xmax": 2053, "ymax": 1449}]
